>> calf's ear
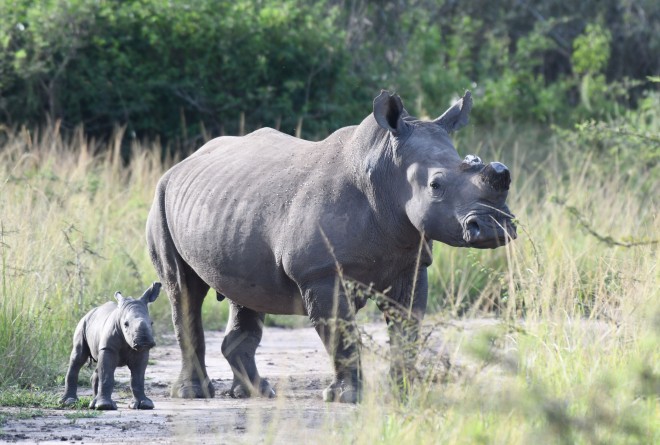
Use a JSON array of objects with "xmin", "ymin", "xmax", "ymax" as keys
[
  {"xmin": 434, "ymin": 90, "xmax": 472, "ymax": 133},
  {"xmin": 140, "ymin": 282, "xmax": 161, "ymax": 304},
  {"xmin": 114, "ymin": 292, "xmax": 125, "ymax": 306},
  {"xmin": 373, "ymin": 90, "xmax": 408, "ymax": 136}
]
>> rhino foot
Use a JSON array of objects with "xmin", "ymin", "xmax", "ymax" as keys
[
  {"xmin": 59, "ymin": 396, "xmax": 78, "ymax": 407},
  {"xmin": 230, "ymin": 379, "xmax": 276, "ymax": 399},
  {"xmin": 90, "ymin": 397, "xmax": 117, "ymax": 410},
  {"xmin": 129, "ymin": 398, "xmax": 154, "ymax": 410},
  {"xmin": 171, "ymin": 379, "xmax": 215, "ymax": 398},
  {"xmin": 322, "ymin": 381, "xmax": 360, "ymax": 404}
]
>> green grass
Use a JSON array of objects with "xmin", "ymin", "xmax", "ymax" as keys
[
  {"xmin": 0, "ymin": 387, "xmax": 62, "ymax": 408},
  {"xmin": 0, "ymin": 104, "xmax": 658, "ymax": 444},
  {"xmin": 0, "ymin": 388, "xmax": 98, "ymax": 429},
  {"xmin": 0, "ymin": 409, "xmax": 45, "ymax": 427}
]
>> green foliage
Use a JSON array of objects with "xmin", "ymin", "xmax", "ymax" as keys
[
  {"xmin": 572, "ymin": 23, "xmax": 611, "ymax": 75},
  {"xmin": 1, "ymin": 0, "xmax": 659, "ymax": 144},
  {"xmin": 0, "ymin": 387, "xmax": 61, "ymax": 408},
  {"xmin": 0, "ymin": 0, "xmax": 367, "ymax": 143}
]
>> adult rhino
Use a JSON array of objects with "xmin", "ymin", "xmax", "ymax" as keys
[{"xmin": 146, "ymin": 90, "xmax": 516, "ymax": 403}]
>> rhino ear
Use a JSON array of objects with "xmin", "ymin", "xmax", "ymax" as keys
[
  {"xmin": 434, "ymin": 90, "xmax": 472, "ymax": 133},
  {"xmin": 140, "ymin": 282, "xmax": 161, "ymax": 304},
  {"xmin": 114, "ymin": 291, "xmax": 125, "ymax": 306},
  {"xmin": 373, "ymin": 90, "xmax": 408, "ymax": 136}
]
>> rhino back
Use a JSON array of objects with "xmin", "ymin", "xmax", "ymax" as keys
[
  {"xmin": 82, "ymin": 302, "xmax": 121, "ymax": 360},
  {"xmin": 159, "ymin": 126, "xmax": 401, "ymax": 313}
]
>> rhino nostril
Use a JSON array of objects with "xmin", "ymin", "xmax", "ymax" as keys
[{"xmin": 466, "ymin": 219, "xmax": 480, "ymax": 240}]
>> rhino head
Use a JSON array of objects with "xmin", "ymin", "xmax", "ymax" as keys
[
  {"xmin": 373, "ymin": 91, "xmax": 516, "ymax": 248},
  {"xmin": 114, "ymin": 282, "xmax": 161, "ymax": 351}
]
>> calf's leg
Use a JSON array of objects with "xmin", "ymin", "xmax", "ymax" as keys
[
  {"xmin": 89, "ymin": 350, "xmax": 118, "ymax": 410},
  {"xmin": 128, "ymin": 352, "xmax": 154, "ymax": 409},
  {"xmin": 59, "ymin": 338, "xmax": 89, "ymax": 406}
]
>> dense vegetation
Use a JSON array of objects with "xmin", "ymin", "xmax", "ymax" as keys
[
  {"xmin": 0, "ymin": 1, "xmax": 658, "ymax": 443},
  {"xmin": 1, "ymin": 0, "xmax": 658, "ymax": 145}
]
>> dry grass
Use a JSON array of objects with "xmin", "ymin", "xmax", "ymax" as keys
[{"xmin": 0, "ymin": 118, "xmax": 658, "ymax": 443}]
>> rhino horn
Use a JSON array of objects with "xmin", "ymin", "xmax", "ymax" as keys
[{"xmin": 479, "ymin": 162, "xmax": 511, "ymax": 191}]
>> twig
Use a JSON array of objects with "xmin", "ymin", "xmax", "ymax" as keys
[{"xmin": 552, "ymin": 197, "xmax": 658, "ymax": 247}]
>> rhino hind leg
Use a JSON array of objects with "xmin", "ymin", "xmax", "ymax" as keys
[
  {"xmin": 60, "ymin": 339, "xmax": 90, "ymax": 406},
  {"xmin": 147, "ymin": 194, "xmax": 214, "ymax": 399},
  {"xmin": 168, "ymin": 270, "xmax": 214, "ymax": 399},
  {"xmin": 303, "ymin": 282, "xmax": 362, "ymax": 403},
  {"xmin": 222, "ymin": 302, "xmax": 275, "ymax": 399}
]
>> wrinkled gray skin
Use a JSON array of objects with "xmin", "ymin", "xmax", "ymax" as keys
[
  {"xmin": 60, "ymin": 282, "xmax": 161, "ymax": 410},
  {"xmin": 146, "ymin": 91, "xmax": 516, "ymax": 403}
]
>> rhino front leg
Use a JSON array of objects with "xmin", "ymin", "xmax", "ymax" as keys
[
  {"xmin": 303, "ymin": 281, "xmax": 362, "ymax": 403},
  {"xmin": 60, "ymin": 340, "xmax": 89, "ymax": 406},
  {"xmin": 127, "ymin": 352, "xmax": 154, "ymax": 409},
  {"xmin": 381, "ymin": 268, "xmax": 428, "ymax": 389},
  {"xmin": 221, "ymin": 302, "xmax": 275, "ymax": 398},
  {"xmin": 89, "ymin": 350, "xmax": 118, "ymax": 410}
]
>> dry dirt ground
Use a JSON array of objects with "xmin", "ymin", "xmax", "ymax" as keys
[{"xmin": 0, "ymin": 319, "xmax": 498, "ymax": 444}]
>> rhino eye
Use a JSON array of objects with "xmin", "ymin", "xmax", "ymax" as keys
[
  {"xmin": 124, "ymin": 321, "xmax": 129, "ymax": 327},
  {"xmin": 430, "ymin": 181, "xmax": 440, "ymax": 190}
]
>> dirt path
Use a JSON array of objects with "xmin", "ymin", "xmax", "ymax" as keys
[{"xmin": 0, "ymin": 320, "xmax": 497, "ymax": 444}]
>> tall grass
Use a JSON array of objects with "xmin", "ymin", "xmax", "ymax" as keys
[
  {"xmin": 0, "ymin": 106, "xmax": 658, "ymax": 442},
  {"xmin": 0, "ymin": 123, "xmax": 167, "ymax": 387},
  {"xmin": 351, "ymin": 106, "xmax": 659, "ymax": 442}
]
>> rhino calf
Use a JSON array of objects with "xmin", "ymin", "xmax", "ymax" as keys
[{"xmin": 60, "ymin": 282, "xmax": 161, "ymax": 410}]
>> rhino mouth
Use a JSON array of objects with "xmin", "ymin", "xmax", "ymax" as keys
[
  {"xmin": 132, "ymin": 340, "xmax": 157, "ymax": 351},
  {"xmin": 462, "ymin": 212, "xmax": 517, "ymax": 249}
]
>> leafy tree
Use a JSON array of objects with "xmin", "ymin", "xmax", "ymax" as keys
[{"xmin": 0, "ymin": 0, "xmax": 658, "ymax": 147}]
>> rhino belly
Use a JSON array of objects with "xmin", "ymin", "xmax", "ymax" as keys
[
  {"xmin": 182, "ymin": 247, "xmax": 306, "ymax": 315},
  {"xmin": 163, "ymin": 133, "xmax": 322, "ymax": 315}
]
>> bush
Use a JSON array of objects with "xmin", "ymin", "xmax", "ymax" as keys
[
  {"xmin": 1, "ymin": 0, "xmax": 659, "ymax": 147},
  {"xmin": 0, "ymin": 0, "xmax": 369, "ymax": 145}
]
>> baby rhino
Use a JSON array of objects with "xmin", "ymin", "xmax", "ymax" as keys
[{"xmin": 60, "ymin": 282, "xmax": 161, "ymax": 410}]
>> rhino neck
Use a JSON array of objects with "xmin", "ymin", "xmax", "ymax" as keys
[{"xmin": 349, "ymin": 116, "xmax": 423, "ymax": 249}]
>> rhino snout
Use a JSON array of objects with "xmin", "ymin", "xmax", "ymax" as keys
[{"xmin": 463, "ymin": 214, "xmax": 517, "ymax": 248}]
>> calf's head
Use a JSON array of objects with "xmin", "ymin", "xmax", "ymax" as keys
[
  {"xmin": 114, "ymin": 282, "xmax": 161, "ymax": 351},
  {"xmin": 373, "ymin": 91, "xmax": 516, "ymax": 248}
]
